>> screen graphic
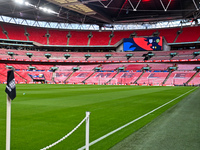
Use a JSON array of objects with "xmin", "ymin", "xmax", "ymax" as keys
[{"xmin": 123, "ymin": 37, "xmax": 163, "ymax": 51}]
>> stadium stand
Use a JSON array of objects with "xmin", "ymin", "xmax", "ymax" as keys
[
  {"xmin": 26, "ymin": 27, "xmax": 47, "ymax": 45},
  {"xmin": 31, "ymin": 65, "xmax": 54, "ymax": 70},
  {"xmin": 147, "ymin": 72, "xmax": 169, "ymax": 85},
  {"xmin": 2, "ymin": 23, "xmax": 27, "ymax": 41},
  {"xmin": 0, "ymin": 26, "xmax": 7, "ymax": 39},
  {"xmin": 188, "ymin": 72, "xmax": 200, "ymax": 85},
  {"xmin": 111, "ymin": 72, "xmax": 142, "ymax": 84},
  {"xmin": 158, "ymin": 28, "xmax": 180, "ymax": 43},
  {"xmin": 101, "ymin": 64, "xmax": 124, "ymax": 71},
  {"xmin": 90, "ymin": 31, "xmax": 110, "ymax": 45},
  {"xmin": 177, "ymin": 64, "xmax": 197, "ymax": 70},
  {"xmin": 69, "ymin": 31, "xmax": 89, "ymax": 45},
  {"xmin": 85, "ymin": 72, "xmax": 117, "ymax": 84},
  {"xmin": 67, "ymin": 71, "xmax": 94, "ymax": 83},
  {"xmin": 15, "ymin": 71, "xmax": 33, "ymax": 82},
  {"xmin": 176, "ymin": 26, "xmax": 200, "ymax": 43},
  {"xmin": 79, "ymin": 65, "xmax": 99, "ymax": 71},
  {"xmin": 49, "ymin": 29, "xmax": 68, "ymax": 45},
  {"xmin": 6, "ymin": 63, "xmax": 29, "ymax": 70},
  {"xmin": 149, "ymin": 63, "xmax": 173, "ymax": 71},
  {"xmin": 110, "ymin": 31, "xmax": 133, "ymax": 45},
  {"xmin": 56, "ymin": 65, "xmax": 77, "ymax": 71},
  {"xmin": 136, "ymin": 72, "xmax": 151, "ymax": 85},
  {"xmin": 165, "ymin": 71, "xmax": 196, "ymax": 85},
  {"xmin": 0, "ymin": 23, "xmax": 200, "ymax": 86},
  {"xmin": 136, "ymin": 29, "xmax": 157, "ymax": 37},
  {"xmin": 54, "ymin": 71, "xmax": 73, "ymax": 83},
  {"xmin": 125, "ymin": 64, "xmax": 146, "ymax": 71},
  {"xmin": 0, "ymin": 63, "xmax": 6, "ymax": 69},
  {"xmin": 0, "ymin": 73, "xmax": 6, "ymax": 83}
]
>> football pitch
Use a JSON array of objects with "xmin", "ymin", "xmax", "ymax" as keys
[{"xmin": 0, "ymin": 84, "xmax": 197, "ymax": 150}]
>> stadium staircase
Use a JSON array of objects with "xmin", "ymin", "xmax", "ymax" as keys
[
  {"xmin": 65, "ymin": 72, "xmax": 75, "ymax": 82},
  {"xmin": 198, "ymin": 36, "xmax": 200, "ymax": 41},
  {"xmin": 82, "ymin": 71, "xmax": 96, "ymax": 83},
  {"xmin": 106, "ymin": 71, "xmax": 120, "ymax": 84},
  {"xmin": 173, "ymin": 29, "xmax": 182, "ymax": 43},
  {"xmin": 186, "ymin": 70, "xmax": 199, "ymax": 85},
  {"xmin": 162, "ymin": 71, "xmax": 172, "ymax": 84},
  {"xmin": 134, "ymin": 71, "xmax": 145, "ymax": 84},
  {"xmin": 15, "ymin": 72, "xmax": 27, "ymax": 82},
  {"xmin": 0, "ymin": 24, "xmax": 9, "ymax": 39}
]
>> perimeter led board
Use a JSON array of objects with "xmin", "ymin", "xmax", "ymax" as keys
[{"xmin": 123, "ymin": 37, "xmax": 163, "ymax": 51}]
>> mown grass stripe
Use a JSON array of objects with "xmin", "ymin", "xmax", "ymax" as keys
[{"xmin": 78, "ymin": 87, "xmax": 198, "ymax": 150}]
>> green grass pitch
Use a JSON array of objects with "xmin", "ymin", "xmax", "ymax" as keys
[{"xmin": 0, "ymin": 84, "xmax": 197, "ymax": 150}]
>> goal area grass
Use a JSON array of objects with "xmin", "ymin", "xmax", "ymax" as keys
[{"xmin": 0, "ymin": 84, "xmax": 197, "ymax": 150}]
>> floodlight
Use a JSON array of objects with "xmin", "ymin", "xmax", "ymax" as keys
[
  {"xmin": 15, "ymin": 0, "xmax": 24, "ymax": 5},
  {"xmin": 25, "ymin": 1, "xmax": 31, "ymax": 6}
]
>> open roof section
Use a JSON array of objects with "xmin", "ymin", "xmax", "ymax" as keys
[{"xmin": 0, "ymin": 0, "xmax": 199, "ymax": 29}]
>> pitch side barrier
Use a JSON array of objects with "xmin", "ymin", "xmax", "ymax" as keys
[{"xmin": 40, "ymin": 112, "xmax": 90, "ymax": 150}]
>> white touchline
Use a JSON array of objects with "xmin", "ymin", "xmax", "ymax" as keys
[{"xmin": 78, "ymin": 87, "xmax": 198, "ymax": 150}]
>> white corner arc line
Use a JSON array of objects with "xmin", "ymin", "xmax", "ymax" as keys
[{"xmin": 78, "ymin": 87, "xmax": 198, "ymax": 150}]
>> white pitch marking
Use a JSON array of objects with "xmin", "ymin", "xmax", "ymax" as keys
[{"xmin": 78, "ymin": 87, "xmax": 198, "ymax": 150}]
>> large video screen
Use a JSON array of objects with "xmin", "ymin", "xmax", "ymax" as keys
[{"xmin": 123, "ymin": 37, "xmax": 163, "ymax": 51}]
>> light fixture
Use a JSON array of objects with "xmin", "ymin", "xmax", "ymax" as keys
[{"xmin": 14, "ymin": 0, "xmax": 24, "ymax": 5}]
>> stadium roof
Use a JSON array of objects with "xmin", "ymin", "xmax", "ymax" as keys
[{"xmin": 0, "ymin": 0, "xmax": 199, "ymax": 26}]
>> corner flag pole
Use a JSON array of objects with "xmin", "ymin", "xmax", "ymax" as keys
[
  {"xmin": 6, "ymin": 95, "xmax": 11, "ymax": 150},
  {"xmin": 5, "ymin": 70, "xmax": 16, "ymax": 150}
]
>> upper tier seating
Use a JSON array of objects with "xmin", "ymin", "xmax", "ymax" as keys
[
  {"xmin": 136, "ymin": 29, "xmax": 157, "ymax": 37},
  {"xmin": 26, "ymin": 27, "xmax": 47, "ymax": 45},
  {"xmin": 176, "ymin": 26, "xmax": 200, "ymax": 43},
  {"xmin": 3, "ymin": 23, "xmax": 26, "ymax": 41},
  {"xmin": 158, "ymin": 28, "xmax": 179, "ymax": 43},
  {"xmin": 0, "ymin": 26, "xmax": 7, "ymax": 39},
  {"xmin": 69, "ymin": 31, "xmax": 89, "ymax": 45},
  {"xmin": 90, "ymin": 31, "xmax": 110, "ymax": 45},
  {"xmin": 0, "ymin": 23, "xmax": 200, "ymax": 46},
  {"xmin": 110, "ymin": 31, "xmax": 132, "ymax": 45},
  {"xmin": 49, "ymin": 29, "xmax": 68, "ymax": 45}
]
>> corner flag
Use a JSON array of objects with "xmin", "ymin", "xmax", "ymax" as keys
[
  {"xmin": 5, "ymin": 70, "xmax": 16, "ymax": 150},
  {"xmin": 5, "ymin": 70, "xmax": 16, "ymax": 100}
]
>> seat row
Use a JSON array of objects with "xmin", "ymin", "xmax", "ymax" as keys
[{"xmin": 0, "ymin": 23, "xmax": 200, "ymax": 45}]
